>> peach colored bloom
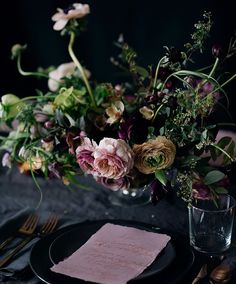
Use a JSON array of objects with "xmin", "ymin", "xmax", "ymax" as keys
[
  {"xmin": 94, "ymin": 138, "xmax": 134, "ymax": 179},
  {"xmin": 133, "ymin": 136, "xmax": 176, "ymax": 174},
  {"xmin": 52, "ymin": 3, "xmax": 90, "ymax": 31},
  {"xmin": 18, "ymin": 156, "xmax": 44, "ymax": 173}
]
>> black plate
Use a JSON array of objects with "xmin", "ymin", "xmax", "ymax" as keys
[
  {"xmin": 30, "ymin": 220, "xmax": 195, "ymax": 284},
  {"xmin": 48, "ymin": 221, "xmax": 176, "ymax": 280}
]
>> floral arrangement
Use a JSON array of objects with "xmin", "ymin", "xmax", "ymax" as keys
[{"xmin": 0, "ymin": 3, "xmax": 236, "ymax": 204}]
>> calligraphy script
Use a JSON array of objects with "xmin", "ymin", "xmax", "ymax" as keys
[{"xmin": 51, "ymin": 223, "xmax": 171, "ymax": 284}]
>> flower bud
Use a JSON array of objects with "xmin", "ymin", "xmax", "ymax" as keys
[
  {"xmin": 11, "ymin": 44, "xmax": 27, "ymax": 59},
  {"xmin": 44, "ymin": 121, "xmax": 55, "ymax": 129},
  {"xmin": 212, "ymin": 43, "xmax": 225, "ymax": 58}
]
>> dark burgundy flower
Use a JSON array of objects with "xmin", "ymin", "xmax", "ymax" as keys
[
  {"xmin": 165, "ymin": 80, "xmax": 173, "ymax": 89},
  {"xmin": 150, "ymin": 180, "xmax": 169, "ymax": 205},
  {"xmin": 212, "ymin": 43, "xmax": 226, "ymax": 58},
  {"xmin": 118, "ymin": 118, "xmax": 134, "ymax": 140},
  {"xmin": 44, "ymin": 120, "xmax": 55, "ymax": 129},
  {"xmin": 48, "ymin": 162, "xmax": 62, "ymax": 179},
  {"xmin": 158, "ymin": 67, "xmax": 171, "ymax": 81},
  {"xmin": 167, "ymin": 47, "xmax": 182, "ymax": 63},
  {"xmin": 192, "ymin": 182, "xmax": 212, "ymax": 200},
  {"xmin": 66, "ymin": 130, "xmax": 81, "ymax": 155}
]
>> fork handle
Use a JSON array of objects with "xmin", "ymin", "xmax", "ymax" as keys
[
  {"xmin": 0, "ymin": 236, "xmax": 32, "ymax": 268},
  {"xmin": 0, "ymin": 236, "xmax": 14, "ymax": 251}
]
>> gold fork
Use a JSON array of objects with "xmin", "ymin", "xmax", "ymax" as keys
[
  {"xmin": 0, "ymin": 214, "xmax": 58, "ymax": 268},
  {"xmin": 0, "ymin": 214, "xmax": 39, "ymax": 251}
]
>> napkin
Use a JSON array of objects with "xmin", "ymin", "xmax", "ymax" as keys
[
  {"xmin": 0, "ymin": 208, "xmax": 37, "ymax": 282},
  {"xmin": 0, "ymin": 208, "xmax": 83, "ymax": 283},
  {"xmin": 51, "ymin": 223, "xmax": 171, "ymax": 284}
]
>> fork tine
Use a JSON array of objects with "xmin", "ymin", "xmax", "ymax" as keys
[
  {"xmin": 21, "ymin": 214, "xmax": 36, "ymax": 229},
  {"xmin": 41, "ymin": 215, "xmax": 58, "ymax": 234},
  {"xmin": 28, "ymin": 216, "xmax": 39, "ymax": 230}
]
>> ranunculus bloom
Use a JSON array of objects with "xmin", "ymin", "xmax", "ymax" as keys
[
  {"xmin": 133, "ymin": 136, "xmax": 176, "ymax": 174},
  {"xmin": 76, "ymin": 137, "xmax": 97, "ymax": 175},
  {"xmin": 93, "ymin": 138, "xmax": 134, "ymax": 179},
  {"xmin": 95, "ymin": 176, "xmax": 130, "ymax": 191},
  {"xmin": 105, "ymin": 101, "xmax": 124, "ymax": 125},
  {"xmin": 192, "ymin": 182, "xmax": 212, "ymax": 200},
  {"xmin": 52, "ymin": 3, "xmax": 90, "ymax": 31}
]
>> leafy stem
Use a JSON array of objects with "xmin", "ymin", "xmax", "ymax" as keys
[
  {"xmin": 17, "ymin": 53, "xmax": 49, "ymax": 78},
  {"xmin": 152, "ymin": 56, "xmax": 166, "ymax": 92},
  {"xmin": 68, "ymin": 31, "xmax": 96, "ymax": 107},
  {"xmin": 207, "ymin": 73, "xmax": 236, "ymax": 96},
  {"xmin": 208, "ymin": 57, "xmax": 219, "ymax": 78},
  {"xmin": 210, "ymin": 143, "xmax": 235, "ymax": 163}
]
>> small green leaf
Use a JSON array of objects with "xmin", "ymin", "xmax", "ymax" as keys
[
  {"xmin": 209, "ymin": 147, "xmax": 217, "ymax": 161},
  {"xmin": 135, "ymin": 66, "xmax": 149, "ymax": 78},
  {"xmin": 203, "ymin": 170, "xmax": 225, "ymax": 185},
  {"xmin": 155, "ymin": 170, "xmax": 167, "ymax": 186},
  {"xmin": 217, "ymin": 136, "xmax": 232, "ymax": 149},
  {"xmin": 215, "ymin": 187, "xmax": 228, "ymax": 194}
]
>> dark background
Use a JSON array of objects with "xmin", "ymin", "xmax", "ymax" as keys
[{"xmin": 0, "ymin": 0, "xmax": 236, "ymax": 122}]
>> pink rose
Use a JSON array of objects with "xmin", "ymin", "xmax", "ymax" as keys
[
  {"xmin": 94, "ymin": 138, "xmax": 134, "ymax": 179},
  {"xmin": 95, "ymin": 176, "xmax": 130, "ymax": 191},
  {"xmin": 76, "ymin": 137, "xmax": 97, "ymax": 175}
]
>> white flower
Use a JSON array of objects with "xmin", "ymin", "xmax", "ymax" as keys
[
  {"xmin": 48, "ymin": 62, "xmax": 90, "ymax": 91},
  {"xmin": 2, "ymin": 153, "xmax": 11, "ymax": 168},
  {"xmin": 48, "ymin": 62, "xmax": 76, "ymax": 91},
  {"xmin": 0, "ymin": 103, "xmax": 4, "ymax": 119},
  {"xmin": 52, "ymin": 3, "xmax": 90, "ymax": 31},
  {"xmin": 105, "ymin": 101, "xmax": 124, "ymax": 124}
]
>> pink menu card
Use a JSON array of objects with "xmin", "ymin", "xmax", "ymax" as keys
[{"xmin": 51, "ymin": 223, "xmax": 171, "ymax": 284}]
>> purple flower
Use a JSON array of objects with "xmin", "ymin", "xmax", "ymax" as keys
[
  {"xmin": 95, "ymin": 176, "xmax": 130, "ymax": 191},
  {"xmin": 150, "ymin": 180, "xmax": 172, "ymax": 205},
  {"xmin": 48, "ymin": 162, "xmax": 62, "ymax": 179},
  {"xmin": 212, "ymin": 43, "xmax": 226, "ymax": 58},
  {"xmin": 76, "ymin": 137, "xmax": 97, "ymax": 175},
  {"xmin": 118, "ymin": 118, "xmax": 134, "ymax": 140},
  {"xmin": 192, "ymin": 182, "xmax": 212, "ymax": 200}
]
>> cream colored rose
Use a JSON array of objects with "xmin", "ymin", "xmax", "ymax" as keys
[{"xmin": 133, "ymin": 136, "xmax": 176, "ymax": 174}]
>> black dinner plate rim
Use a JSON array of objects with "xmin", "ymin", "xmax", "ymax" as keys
[{"xmin": 29, "ymin": 219, "xmax": 195, "ymax": 284}]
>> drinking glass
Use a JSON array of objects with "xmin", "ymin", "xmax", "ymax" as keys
[{"xmin": 188, "ymin": 195, "xmax": 235, "ymax": 254}]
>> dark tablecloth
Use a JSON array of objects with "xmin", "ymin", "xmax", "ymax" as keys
[{"xmin": 0, "ymin": 166, "xmax": 235, "ymax": 284}]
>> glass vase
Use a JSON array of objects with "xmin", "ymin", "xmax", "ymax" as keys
[{"xmin": 108, "ymin": 184, "xmax": 151, "ymax": 207}]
